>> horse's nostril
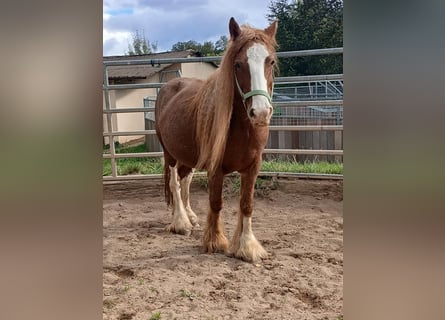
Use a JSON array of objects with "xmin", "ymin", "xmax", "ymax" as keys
[{"xmin": 249, "ymin": 108, "xmax": 255, "ymax": 118}]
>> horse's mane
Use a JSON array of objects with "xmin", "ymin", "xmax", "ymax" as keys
[{"xmin": 192, "ymin": 24, "xmax": 277, "ymax": 175}]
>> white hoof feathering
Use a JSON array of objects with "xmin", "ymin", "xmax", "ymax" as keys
[
  {"xmin": 230, "ymin": 216, "xmax": 268, "ymax": 262},
  {"xmin": 186, "ymin": 208, "xmax": 199, "ymax": 227},
  {"xmin": 167, "ymin": 165, "xmax": 193, "ymax": 235},
  {"xmin": 180, "ymin": 169, "xmax": 200, "ymax": 227},
  {"xmin": 165, "ymin": 212, "xmax": 193, "ymax": 235}
]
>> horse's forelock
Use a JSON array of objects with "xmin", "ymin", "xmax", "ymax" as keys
[{"xmin": 237, "ymin": 25, "xmax": 277, "ymax": 53}]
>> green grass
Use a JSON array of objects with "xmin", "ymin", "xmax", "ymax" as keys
[
  {"xmin": 103, "ymin": 143, "xmax": 343, "ymax": 176},
  {"xmin": 261, "ymin": 159, "xmax": 343, "ymax": 174},
  {"xmin": 103, "ymin": 157, "xmax": 163, "ymax": 176},
  {"xmin": 179, "ymin": 289, "xmax": 195, "ymax": 300},
  {"xmin": 103, "ymin": 142, "xmax": 162, "ymax": 176},
  {"xmin": 149, "ymin": 286, "xmax": 159, "ymax": 294},
  {"xmin": 149, "ymin": 311, "xmax": 161, "ymax": 320}
]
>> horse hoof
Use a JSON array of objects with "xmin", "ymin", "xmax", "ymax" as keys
[
  {"xmin": 165, "ymin": 224, "xmax": 192, "ymax": 236},
  {"xmin": 188, "ymin": 215, "xmax": 200, "ymax": 227},
  {"xmin": 229, "ymin": 238, "xmax": 268, "ymax": 263},
  {"xmin": 202, "ymin": 233, "xmax": 229, "ymax": 254},
  {"xmin": 234, "ymin": 249, "xmax": 268, "ymax": 263}
]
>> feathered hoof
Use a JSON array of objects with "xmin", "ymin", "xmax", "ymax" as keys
[
  {"xmin": 202, "ymin": 229, "xmax": 229, "ymax": 254},
  {"xmin": 229, "ymin": 236, "xmax": 268, "ymax": 263},
  {"xmin": 187, "ymin": 210, "xmax": 200, "ymax": 227},
  {"xmin": 165, "ymin": 219, "xmax": 193, "ymax": 236}
]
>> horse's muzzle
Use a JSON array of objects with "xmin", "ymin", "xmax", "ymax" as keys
[{"xmin": 248, "ymin": 98, "xmax": 273, "ymax": 126}]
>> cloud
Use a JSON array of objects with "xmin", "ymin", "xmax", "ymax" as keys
[
  {"xmin": 103, "ymin": 0, "xmax": 273, "ymax": 55},
  {"xmin": 103, "ymin": 28, "xmax": 132, "ymax": 56}
]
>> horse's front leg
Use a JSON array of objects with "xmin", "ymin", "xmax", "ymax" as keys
[
  {"xmin": 229, "ymin": 164, "xmax": 267, "ymax": 262},
  {"xmin": 202, "ymin": 171, "xmax": 229, "ymax": 253}
]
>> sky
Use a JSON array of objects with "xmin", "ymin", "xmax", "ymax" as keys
[{"xmin": 103, "ymin": 0, "xmax": 276, "ymax": 56}]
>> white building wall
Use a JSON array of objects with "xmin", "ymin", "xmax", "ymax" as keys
[{"xmin": 104, "ymin": 62, "xmax": 217, "ymax": 144}]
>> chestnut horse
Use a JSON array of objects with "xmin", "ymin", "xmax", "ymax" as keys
[{"xmin": 155, "ymin": 17, "xmax": 277, "ymax": 262}]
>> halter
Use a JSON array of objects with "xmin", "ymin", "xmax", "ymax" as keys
[{"xmin": 234, "ymin": 71, "xmax": 274, "ymax": 111}]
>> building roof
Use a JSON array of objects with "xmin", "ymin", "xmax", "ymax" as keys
[{"xmin": 103, "ymin": 50, "xmax": 202, "ymax": 80}]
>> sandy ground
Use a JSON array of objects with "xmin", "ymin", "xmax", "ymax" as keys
[{"xmin": 103, "ymin": 177, "xmax": 343, "ymax": 320}]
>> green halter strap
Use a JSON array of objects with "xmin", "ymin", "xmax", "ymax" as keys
[{"xmin": 234, "ymin": 72, "xmax": 274, "ymax": 106}]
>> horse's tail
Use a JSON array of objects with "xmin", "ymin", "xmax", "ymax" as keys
[
  {"xmin": 156, "ymin": 85, "xmax": 173, "ymax": 207},
  {"xmin": 163, "ymin": 161, "xmax": 173, "ymax": 207}
]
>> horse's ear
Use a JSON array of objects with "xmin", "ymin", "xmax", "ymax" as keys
[
  {"xmin": 264, "ymin": 20, "xmax": 278, "ymax": 38},
  {"xmin": 229, "ymin": 17, "xmax": 241, "ymax": 40}
]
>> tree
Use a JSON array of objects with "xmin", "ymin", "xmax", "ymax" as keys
[
  {"xmin": 171, "ymin": 35, "xmax": 228, "ymax": 56},
  {"xmin": 171, "ymin": 40, "xmax": 201, "ymax": 52},
  {"xmin": 127, "ymin": 30, "xmax": 158, "ymax": 55},
  {"xmin": 214, "ymin": 35, "xmax": 228, "ymax": 54},
  {"xmin": 267, "ymin": 0, "xmax": 343, "ymax": 76}
]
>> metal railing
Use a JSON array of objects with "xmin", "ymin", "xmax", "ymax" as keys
[{"xmin": 103, "ymin": 47, "xmax": 343, "ymax": 181}]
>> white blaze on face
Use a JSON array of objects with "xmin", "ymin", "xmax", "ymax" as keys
[{"xmin": 246, "ymin": 43, "xmax": 272, "ymax": 122}]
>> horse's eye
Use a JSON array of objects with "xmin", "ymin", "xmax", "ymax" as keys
[
  {"xmin": 270, "ymin": 60, "xmax": 275, "ymax": 66},
  {"xmin": 234, "ymin": 62, "xmax": 241, "ymax": 69}
]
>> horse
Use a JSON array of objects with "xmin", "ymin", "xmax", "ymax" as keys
[{"xmin": 155, "ymin": 17, "xmax": 277, "ymax": 262}]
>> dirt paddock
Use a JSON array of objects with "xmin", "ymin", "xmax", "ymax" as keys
[{"xmin": 103, "ymin": 177, "xmax": 343, "ymax": 320}]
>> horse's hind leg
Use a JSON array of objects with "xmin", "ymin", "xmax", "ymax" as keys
[
  {"xmin": 228, "ymin": 167, "xmax": 267, "ymax": 262},
  {"xmin": 178, "ymin": 167, "xmax": 199, "ymax": 226},
  {"xmin": 166, "ymin": 164, "xmax": 193, "ymax": 235},
  {"xmin": 203, "ymin": 171, "xmax": 229, "ymax": 253}
]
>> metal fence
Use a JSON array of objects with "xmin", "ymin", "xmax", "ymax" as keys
[{"xmin": 103, "ymin": 48, "xmax": 343, "ymax": 181}]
